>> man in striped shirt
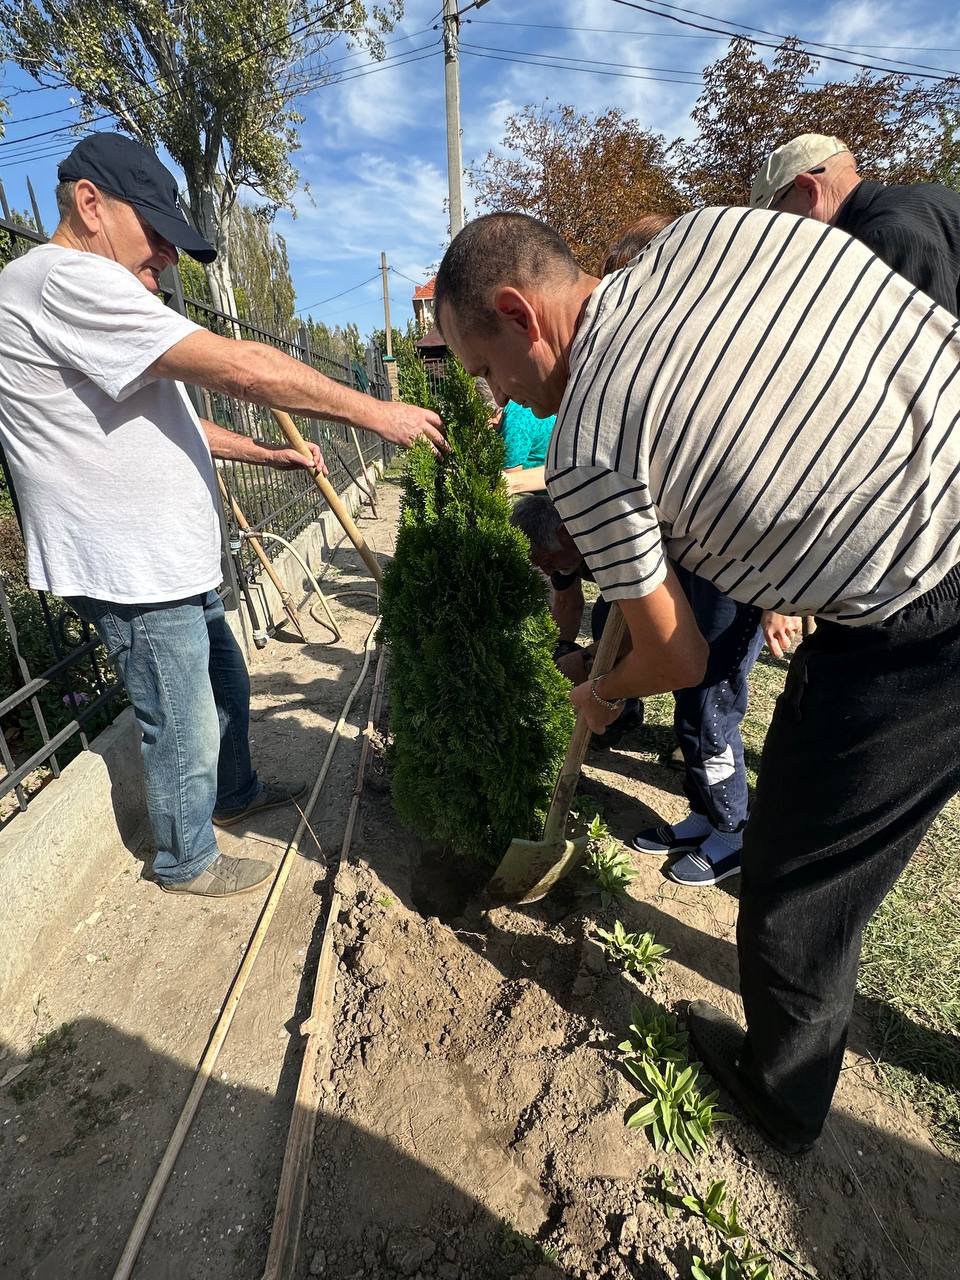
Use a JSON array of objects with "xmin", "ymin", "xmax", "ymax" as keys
[{"xmin": 434, "ymin": 208, "xmax": 960, "ymax": 1154}]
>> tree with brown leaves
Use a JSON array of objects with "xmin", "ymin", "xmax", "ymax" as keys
[
  {"xmin": 676, "ymin": 38, "xmax": 960, "ymax": 208},
  {"xmin": 470, "ymin": 104, "xmax": 687, "ymax": 272}
]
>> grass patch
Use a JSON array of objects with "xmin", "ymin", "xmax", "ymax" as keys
[
  {"xmin": 641, "ymin": 650, "xmax": 960, "ymax": 1155},
  {"xmin": 8, "ymin": 1022, "xmax": 77, "ymax": 1103}
]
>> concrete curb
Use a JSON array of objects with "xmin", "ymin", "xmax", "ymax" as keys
[{"xmin": 0, "ymin": 705, "xmax": 147, "ymax": 1026}]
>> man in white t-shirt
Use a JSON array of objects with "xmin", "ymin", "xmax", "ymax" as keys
[{"xmin": 0, "ymin": 132, "xmax": 444, "ymax": 898}]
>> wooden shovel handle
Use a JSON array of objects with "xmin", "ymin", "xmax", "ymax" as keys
[
  {"xmin": 271, "ymin": 409, "xmax": 383, "ymax": 586},
  {"xmin": 542, "ymin": 604, "xmax": 628, "ymax": 846}
]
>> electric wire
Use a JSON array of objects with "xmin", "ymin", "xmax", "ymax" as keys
[
  {"xmin": 0, "ymin": 20, "xmax": 440, "ymax": 129},
  {"xmin": 460, "ymin": 39, "xmax": 704, "ymax": 82},
  {"xmin": 620, "ymin": 0, "xmax": 960, "ymax": 75},
  {"xmin": 465, "ymin": 16, "xmax": 960, "ymax": 66},
  {"xmin": 0, "ymin": 44, "xmax": 441, "ymax": 172},
  {"xmin": 608, "ymin": 0, "xmax": 960, "ymax": 81},
  {"xmin": 390, "ymin": 266, "xmax": 430, "ymax": 288},
  {"xmin": 295, "ymin": 272, "xmax": 382, "ymax": 315},
  {"xmin": 460, "ymin": 45, "xmax": 704, "ymax": 86}
]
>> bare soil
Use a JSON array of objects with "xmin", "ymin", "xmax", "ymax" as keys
[
  {"xmin": 0, "ymin": 509, "xmax": 389, "ymax": 1280},
  {"xmin": 299, "ymin": 486, "xmax": 960, "ymax": 1280},
  {"xmin": 2, "ymin": 478, "xmax": 957, "ymax": 1280}
]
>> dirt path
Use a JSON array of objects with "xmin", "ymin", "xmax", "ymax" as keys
[
  {"xmin": 4, "ymin": 478, "xmax": 957, "ymax": 1280},
  {"xmin": 0, "ymin": 501, "xmax": 391, "ymax": 1280}
]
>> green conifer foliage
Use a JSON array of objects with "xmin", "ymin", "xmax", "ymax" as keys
[{"xmin": 379, "ymin": 358, "xmax": 575, "ymax": 865}]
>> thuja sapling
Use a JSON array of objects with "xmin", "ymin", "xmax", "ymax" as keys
[{"xmin": 378, "ymin": 357, "xmax": 574, "ymax": 865}]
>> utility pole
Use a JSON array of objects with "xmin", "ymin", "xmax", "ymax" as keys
[
  {"xmin": 380, "ymin": 251, "xmax": 393, "ymax": 357},
  {"xmin": 380, "ymin": 251, "xmax": 398, "ymax": 401},
  {"xmin": 442, "ymin": 0, "xmax": 465, "ymax": 239}
]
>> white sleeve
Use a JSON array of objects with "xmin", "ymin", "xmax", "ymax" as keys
[
  {"xmin": 546, "ymin": 465, "xmax": 667, "ymax": 601},
  {"xmin": 38, "ymin": 254, "xmax": 202, "ymax": 401}
]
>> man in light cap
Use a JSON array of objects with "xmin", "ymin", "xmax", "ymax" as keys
[
  {"xmin": 750, "ymin": 131, "xmax": 960, "ymax": 314},
  {"xmin": 0, "ymin": 132, "xmax": 444, "ymax": 898},
  {"xmin": 751, "ymin": 132, "xmax": 960, "ymax": 659}
]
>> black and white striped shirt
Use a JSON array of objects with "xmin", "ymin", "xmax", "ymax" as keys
[{"xmin": 545, "ymin": 206, "xmax": 960, "ymax": 625}]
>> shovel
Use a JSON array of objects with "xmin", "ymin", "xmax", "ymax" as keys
[
  {"xmin": 271, "ymin": 409, "xmax": 384, "ymax": 586},
  {"xmin": 487, "ymin": 603, "xmax": 628, "ymax": 904}
]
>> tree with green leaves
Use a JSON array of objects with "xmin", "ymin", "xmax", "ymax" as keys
[
  {"xmin": 0, "ymin": 0, "xmax": 401, "ymax": 310},
  {"xmin": 378, "ymin": 358, "xmax": 574, "ymax": 866}
]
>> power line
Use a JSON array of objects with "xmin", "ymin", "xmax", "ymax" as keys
[
  {"xmin": 466, "ymin": 16, "xmax": 960, "ymax": 62},
  {"xmin": 304, "ymin": 292, "xmax": 387, "ymax": 324},
  {"xmin": 460, "ymin": 40, "xmax": 703, "ymax": 82},
  {"xmin": 608, "ymin": 0, "xmax": 960, "ymax": 81},
  {"xmin": 0, "ymin": 44, "xmax": 441, "ymax": 171},
  {"xmin": 460, "ymin": 45, "xmax": 703, "ymax": 86},
  {"xmin": 0, "ymin": 20, "xmax": 439, "ymax": 125},
  {"xmin": 295, "ymin": 272, "xmax": 381, "ymax": 314},
  {"xmin": 633, "ymin": 0, "xmax": 960, "ymax": 74},
  {"xmin": 390, "ymin": 266, "xmax": 431, "ymax": 288},
  {"xmin": 309, "ymin": 44, "xmax": 439, "ymax": 87}
]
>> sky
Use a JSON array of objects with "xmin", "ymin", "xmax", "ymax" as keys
[{"xmin": 2, "ymin": 0, "xmax": 960, "ymax": 337}]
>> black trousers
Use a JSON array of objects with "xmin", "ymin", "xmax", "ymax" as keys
[{"xmin": 738, "ymin": 565, "xmax": 960, "ymax": 1147}]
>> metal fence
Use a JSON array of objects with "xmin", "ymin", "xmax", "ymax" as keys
[{"xmin": 0, "ymin": 177, "xmax": 392, "ymax": 824}]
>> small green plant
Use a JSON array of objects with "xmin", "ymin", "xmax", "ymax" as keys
[
  {"xmin": 595, "ymin": 919, "xmax": 669, "ymax": 976},
  {"xmin": 583, "ymin": 816, "xmax": 637, "ymax": 907},
  {"xmin": 624, "ymin": 1057, "xmax": 730, "ymax": 1160},
  {"xmin": 691, "ymin": 1253, "xmax": 771, "ymax": 1280},
  {"xmin": 376, "ymin": 893, "xmax": 394, "ymax": 908},
  {"xmin": 497, "ymin": 1223, "xmax": 559, "ymax": 1265},
  {"xmin": 645, "ymin": 1172, "xmax": 820, "ymax": 1280},
  {"xmin": 681, "ymin": 1180, "xmax": 748, "ymax": 1241},
  {"xmin": 618, "ymin": 1004, "xmax": 687, "ymax": 1063},
  {"xmin": 9, "ymin": 1022, "xmax": 77, "ymax": 1103}
]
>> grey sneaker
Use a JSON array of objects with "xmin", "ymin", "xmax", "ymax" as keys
[
  {"xmin": 159, "ymin": 854, "xmax": 274, "ymax": 897},
  {"xmin": 212, "ymin": 780, "xmax": 307, "ymax": 828}
]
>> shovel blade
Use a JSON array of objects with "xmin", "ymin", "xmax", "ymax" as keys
[{"xmin": 487, "ymin": 834, "xmax": 590, "ymax": 905}]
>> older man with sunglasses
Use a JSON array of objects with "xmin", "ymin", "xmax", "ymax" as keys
[{"xmin": 751, "ymin": 132, "xmax": 960, "ymax": 314}]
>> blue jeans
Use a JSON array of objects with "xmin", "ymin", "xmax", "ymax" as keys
[
  {"xmin": 672, "ymin": 565, "xmax": 764, "ymax": 834},
  {"xmin": 68, "ymin": 590, "xmax": 259, "ymax": 884}
]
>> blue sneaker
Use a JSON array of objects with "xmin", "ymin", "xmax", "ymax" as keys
[
  {"xmin": 630, "ymin": 821, "xmax": 705, "ymax": 856},
  {"xmin": 667, "ymin": 846, "xmax": 742, "ymax": 886}
]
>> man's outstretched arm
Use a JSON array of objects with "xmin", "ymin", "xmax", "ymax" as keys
[
  {"xmin": 201, "ymin": 419, "xmax": 327, "ymax": 473},
  {"xmin": 149, "ymin": 329, "xmax": 446, "ymax": 454}
]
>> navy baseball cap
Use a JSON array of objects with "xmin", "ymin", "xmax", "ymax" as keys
[{"xmin": 58, "ymin": 132, "xmax": 216, "ymax": 263}]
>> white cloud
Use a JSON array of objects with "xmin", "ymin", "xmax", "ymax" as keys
[{"xmin": 276, "ymin": 150, "xmax": 448, "ymax": 323}]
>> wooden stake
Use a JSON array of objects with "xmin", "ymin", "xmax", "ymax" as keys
[
  {"xmin": 270, "ymin": 409, "xmax": 384, "ymax": 586},
  {"xmin": 262, "ymin": 648, "xmax": 387, "ymax": 1280},
  {"xmin": 349, "ymin": 425, "xmax": 379, "ymax": 518}
]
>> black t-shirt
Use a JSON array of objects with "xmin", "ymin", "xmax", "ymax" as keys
[
  {"xmin": 550, "ymin": 562, "xmax": 595, "ymax": 592},
  {"xmin": 834, "ymin": 179, "xmax": 960, "ymax": 317}
]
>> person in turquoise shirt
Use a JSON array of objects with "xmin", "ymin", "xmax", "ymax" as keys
[{"xmin": 498, "ymin": 400, "xmax": 555, "ymax": 495}]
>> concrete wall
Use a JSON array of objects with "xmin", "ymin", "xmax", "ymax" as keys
[
  {"xmin": 0, "ymin": 706, "xmax": 147, "ymax": 1025},
  {"xmin": 0, "ymin": 469, "xmax": 381, "ymax": 1022}
]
